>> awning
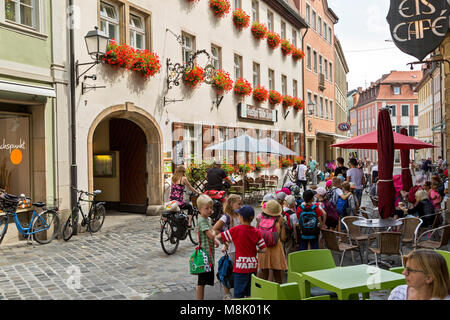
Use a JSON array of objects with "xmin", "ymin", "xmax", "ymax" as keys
[
  {"xmin": 316, "ymin": 131, "xmax": 350, "ymax": 139},
  {"xmin": 0, "ymin": 80, "xmax": 56, "ymax": 98}
]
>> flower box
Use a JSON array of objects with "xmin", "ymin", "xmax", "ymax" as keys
[
  {"xmin": 251, "ymin": 22, "xmax": 268, "ymax": 40},
  {"xmin": 131, "ymin": 50, "xmax": 161, "ymax": 78},
  {"xmin": 282, "ymin": 95, "xmax": 294, "ymax": 109},
  {"xmin": 102, "ymin": 41, "xmax": 135, "ymax": 68},
  {"xmin": 252, "ymin": 85, "xmax": 269, "ymax": 103},
  {"xmin": 293, "ymin": 97, "xmax": 304, "ymax": 111},
  {"xmin": 267, "ymin": 32, "xmax": 281, "ymax": 49},
  {"xmin": 292, "ymin": 47, "xmax": 305, "ymax": 61},
  {"xmin": 212, "ymin": 69, "xmax": 233, "ymax": 94},
  {"xmin": 232, "ymin": 9, "xmax": 250, "ymax": 30},
  {"xmin": 268, "ymin": 90, "xmax": 282, "ymax": 105},
  {"xmin": 209, "ymin": 0, "xmax": 231, "ymax": 18},
  {"xmin": 233, "ymin": 78, "xmax": 252, "ymax": 97},
  {"xmin": 183, "ymin": 65, "xmax": 204, "ymax": 88},
  {"xmin": 281, "ymin": 157, "xmax": 293, "ymax": 168},
  {"xmin": 280, "ymin": 40, "xmax": 293, "ymax": 56}
]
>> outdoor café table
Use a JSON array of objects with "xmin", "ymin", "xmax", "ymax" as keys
[{"xmin": 301, "ymin": 264, "xmax": 406, "ymax": 300}]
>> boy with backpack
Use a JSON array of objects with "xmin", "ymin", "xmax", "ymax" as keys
[
  {"xmin": 295, "ymin": 190, "xmax": 327, "ymax": 251},
  {"xmin": 216, "ymin": 205, "xmax": 266, "ymax": 298},
  {"xmin": 282, "ymin": 195, "xmax": 297, "ymax": 255}
]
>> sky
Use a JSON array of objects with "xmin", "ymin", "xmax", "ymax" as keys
[{"xmin": 327, "ymin": 0, "xmax": 422, "ymax": 91}]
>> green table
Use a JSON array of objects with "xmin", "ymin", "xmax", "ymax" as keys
[{"xmin": 302, "ymin": 264, "xmax": 406, "ymax": 300}]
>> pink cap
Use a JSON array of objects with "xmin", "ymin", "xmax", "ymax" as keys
[{"xmin": 326, "ymin": 180, "xmax": 332, "ymax": 188}]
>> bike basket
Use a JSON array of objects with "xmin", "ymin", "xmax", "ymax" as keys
[{"xmin": 0, "ymin": 193, "xmax": 20, "ymax": 213}]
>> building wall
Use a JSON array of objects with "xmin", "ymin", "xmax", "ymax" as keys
[{"xmin": 417, "ymin": 77, "xmax": 433, "ymax": 160}]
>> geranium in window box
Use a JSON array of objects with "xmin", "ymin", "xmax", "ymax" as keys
[
  {"xmin": 102, "ymin": 41, "xmax": 135, "ymax": 69},
  {"xmin": 233, "ymin": 78, "xmax": 252, "ymax": 97},
  {"xmin": 267, "ymin": 32, "xmax": 281, "ymax": 49},
  {"xmin": 293, "ymin": 97, "xmax": 304, "ymax": 111},
  {"xmin": 280, "ymin": 40, "xmax": 293, "ymax": 56},
  {"xmin": 282, "ymin": 95, "xmax": 294, "ymax": 109},
  {"xmin": 131, "ymin": 49, "xmax": 161, "ymax": 79},
  {"xmin": 212, "ymin": 69, "xmax": 233, "ymax": 94},
  {"xmin": 294, "ymin": 156, "xmax": 304, "ymax": 163},
  {"xmin": 209, "ymin": 0, "xmax": 231, "ymax": 18},
  {"xmin": 238, "ymin": 163, "xmax": 255, "ymax": 173},
  {"xmin": 292, "ymin": 47, "xmax": 305, "ymax": 61},
  {"xmin": 183, "ymin": 65, "xmax": 204, "ymax": 88},
  {"xmin": 232, "ymin": 9, "xmax": 250, "ymax": 30},
  {"xmin": 268, "ymin": 90, "xmax": 282, "ymax": 105},
  {"xmin": 251, "ymin": 22, "xmax": 268, "ymax": 40},
  {"xmin": 222, "ymin": 163, "xmax": 235, "ymax": 175},
  {"xmin": 281, "ymin": 157, "xmax": 294, "ymax": 168},
  {"xmin": 255, "ymin": 157, "xmax": 268, "ymax": 171},
  {"xmin": 252, "ymin": 85, "xmax": 269, "ymax": 103}
]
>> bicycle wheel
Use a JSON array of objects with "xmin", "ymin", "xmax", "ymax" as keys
[
  {"xmin": 160, "ymin": 220, "xmax": 179, "ymax": 255},
  {"xmin": 188, "ymin": 213, "xmax": 199, "ymax": 245},
  {"xmin": 62, "ymin": 208, "xmax": 78, "ymax": 241},
  {"xmin": 88, "ymin": 203, "xmax": 105, "ymax": 233},
  {"xmin": 0, "ymin": 216, "xmax": 9, "ymax": 245},
  {"xmin": 32, "ymin": 210, "xmax": 61, "ymax": 244}
]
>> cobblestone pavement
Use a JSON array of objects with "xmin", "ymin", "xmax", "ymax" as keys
[{"xmin": 0, "ymin": 188, "xmax": 401, "ymax": 300}]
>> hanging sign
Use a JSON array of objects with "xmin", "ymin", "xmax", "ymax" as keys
[
  {"xmin": 238, "ymin": 103, "xmax": 277, "ymax": 123},
  {"xmin": 337, "ymin": 122, "xmax": 351, "ymax": 131},
  {"xmin": 386, "ymin": 0, "xmax": 450, "ymax": 61}
]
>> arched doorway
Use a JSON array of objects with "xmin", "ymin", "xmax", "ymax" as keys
[{"xmin": 88, "ymin": 104, "xmax": 163, "ymax": 215}]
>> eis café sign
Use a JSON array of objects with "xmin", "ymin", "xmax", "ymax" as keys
[{"xmin": 387, "ymin": 0, "xmax": 450, "ymax": 61}]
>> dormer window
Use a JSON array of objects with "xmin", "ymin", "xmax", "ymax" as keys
[{"xmin": 393, "ymin": 86, "xmax": 400, "ymax": 95}]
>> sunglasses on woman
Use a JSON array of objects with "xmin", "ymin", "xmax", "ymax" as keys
[{"xmin": 404, "ymin": 267, "xmax": 426, "ymax": 275}]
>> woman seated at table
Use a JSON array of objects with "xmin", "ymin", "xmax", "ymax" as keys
[
  {"xmin": 388, "ymin": 249, "xmax": 450, "ymax": 300},
  {"xmin": 398, "ymin": 190, "xmax": 435, "ymax": 228}
]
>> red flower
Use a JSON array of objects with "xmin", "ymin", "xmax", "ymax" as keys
[
  {"xmin": 209, "ymin": 0, "xmax": 231, "ymax": 18},
  {"xmin": 252, "ymin": 85, "xmax": 269, "ymax": 102},
  {"xmin": 232, "ymin": 9, "xmax": 250, "ymax": 30},
  {"xmin": 292, "ymin": 47, "xmax": 305, "ymax": 61},
  {"xmin": 233, "ymin": 78, "xmax": 252, "ymax": 97},
  {"xmin": 251, "ymin": 22, "xmax": 268, "ymax": 40},
  {"xmin": 267, "ymin": 32, "xmax": 281, "ymax": 49},
  {"xmin": 131, "ymin": 50, "xmax": 161, "ymax": 78},
  {"xmin": 183, "ymin": 65, "xmax": 204, "ymax": 88},
  {"xmin": 281, "ymin": 39, "xmax": 293, "ymax": 56},
  {"xmin": 282, "ymin": 95, "xmax": 294, "ymax": 109},
  {"xmin": 213, "ymin": 69, "xmax": 233, "ymax": 94},
  {"xmin": 293, "ymin": 97, "xmax": 304, "ymax": 111},
  {"xmin": 268, "ymin": 90, "xmax": 282, "ymax": 105}
]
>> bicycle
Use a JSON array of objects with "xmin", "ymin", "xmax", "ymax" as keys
[
  {"xmin": 62, "ymin": 187, "xmax": 106, "ymax": 241},
  {"xmin": 160, "ymin": 192, "xmax": 199, "ymax": 255},
  {"xmin": 0, "ymin": 189, "xmax": 60, "ymax": 245}
]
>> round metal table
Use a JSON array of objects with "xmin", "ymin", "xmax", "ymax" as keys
[{"xmin": 352, "ymin": 218, "xmax": 403, "ymax": 229}]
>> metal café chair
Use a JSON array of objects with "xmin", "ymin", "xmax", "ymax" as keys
[
  {"xmin": 413, "ymin": 224, "xmax": 450, "ymax": 250},
  {"xmin": 368, "ymin": 232, "xmax": 404, "ymax": 269},
  {"xmin": 397, "ymin": 217, "xmax": 422, "ymax": 250},
  {"xmin": 321, "ymin": 229, "xmax": 363, "ymax": 267}
]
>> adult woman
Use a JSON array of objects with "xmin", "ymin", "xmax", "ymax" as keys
[
  {"xmin": 169, "ymin": 166, "xmax": 200, "ymax": 228},
  {"xmin": 398, "ymin": 189, "xmax": 435, "ymax": 228},
  {"xmin": 346, "ymin": 158, "xmax": 365, "ymax": 206},
  {"xmin": 388, "ymin": 249, "xmax": 450, "ymax": 300}
]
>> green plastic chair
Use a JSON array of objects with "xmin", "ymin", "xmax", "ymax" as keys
[
  {"xmin": 436, "ymin": 250, "xmax": 450, "ymax": 273},
  {"xmin": 250, "ymin": 274, "xmax": 301, "ymax": 300},
  {"xmin": 389, "ymin": 267, "xmax": 404, "ymax": 274},
  {"xmin": 302, "ymin": 295, "xmax": 331, "ymax": 300}
]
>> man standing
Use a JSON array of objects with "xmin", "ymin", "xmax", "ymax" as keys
[
  {"xmin": 423, "ymin": 157, "xmax": 432, "ymax": 180},
  {"xmin": 346, "ymin": 158, "xmax": 365, "ymax": 206},
  {"xmin": 334, "ymin": 157, "xmax": 348, "ymax": 180},
  {"xmin": 296, "ymin": 160, "xmax": 308, "ymax": 192},
  {"xmin": 308, "ymin": 156, "xmax": 318, "ymax": 186},
  {"xmin": 205, "ymin": 161, "xmax": 233, "ymax": 191}
]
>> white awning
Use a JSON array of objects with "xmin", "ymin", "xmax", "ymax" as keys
[
  {"xmin": 316, "ymin": 131, "xmax": 350, "ymax": 139},
  {"xmin": 0, "ymin": 80, "xmax": 56, "ymax": 98}
]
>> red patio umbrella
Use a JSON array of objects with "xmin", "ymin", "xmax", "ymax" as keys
[
  {"xmin": 377, "ymin": 108, "xmax": 395, "ymax": 219},
  {"xmin": 330, "ymin": 130, "xmax": 437, "ymax": 150},
  {"xmin": 400, "ymin": 128, "xmax": 413, "ymax": 192}
]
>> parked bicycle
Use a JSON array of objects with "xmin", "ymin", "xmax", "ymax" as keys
[
  {"xmin": 160, "ymin": 192, "xmax": 199, "ymax": 255},
  {"xmin": 0, "ymin": 189, "xmax": 60, "ymax": 245},
  {"xmin": 62, "ymin": 188, "xmax": 106, "ymax": 241}
]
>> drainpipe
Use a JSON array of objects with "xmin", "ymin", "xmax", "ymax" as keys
[
  {"xmin": 301, "ymin": 27, "xmax": 309, "ymax": 159},
  {"xmin": 69, "ymin": 0, "xmax": 77, "ymax": 221}
]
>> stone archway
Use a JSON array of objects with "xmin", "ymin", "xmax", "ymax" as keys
[{"xmin": 87, "ymin": 102, "xmax": 163, "ymax": 216}]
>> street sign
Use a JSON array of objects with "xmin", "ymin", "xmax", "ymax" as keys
[
  {"xmin": 337, "ymin": 122, "xmax": 351, "ymax": 131},
  {"xmin": 386, "ymin": 0, "xmax": 450, "ymax": 61}
]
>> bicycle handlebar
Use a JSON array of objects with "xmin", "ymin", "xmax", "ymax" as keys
[{"xmin": 71, "ymin": 187, "xmax": 101, "ymax": 197}]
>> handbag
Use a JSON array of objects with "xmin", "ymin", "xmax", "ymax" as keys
[{"xmin": 189, "ymin": 229, "xmax": 213, "ymax": 275}]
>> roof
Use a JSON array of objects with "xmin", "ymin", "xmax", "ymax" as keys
[{"xmin": 380, "ymin": 71, "xmax": 423, "ymax": 84}]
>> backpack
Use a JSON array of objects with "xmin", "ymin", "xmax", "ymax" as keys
[
  {"xmin": 336, "ymin": 196, "xmax": 349, "ymax": 217},
  {"xmin": 325, "ymin": 187, "xmax": 338, "ymax": 204},
  {"xmin": 297, "ymin": 204, "xmax": 320, "ymax": 239},
  {"xmin": 321, "ymin": 201, "xmax": 339, "ymax": 228},
  {"xmin": 258, "ymin": 215, "xmax": 280, "ymax": 247},
  {"xmin": 439, "ymin": 179, "xmax": 447, "ymax": 197},
  {"xmin": 282, "ymin": 209, "xmax": 295, "ymax": 242},
  {"xmin": 216, "ymin": 253, "xmax": 234, "ymax": 289}
]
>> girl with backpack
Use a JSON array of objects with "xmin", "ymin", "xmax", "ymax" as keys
[
  {"xmin": 256, "ymin": 200, "xmax": 287, "ymax": 284},
  {"xmin": 213, "ymin": 194, "xmax": 242, "ymax": 300}
]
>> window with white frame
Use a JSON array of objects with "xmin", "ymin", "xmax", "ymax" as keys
[
  {"xmin": 312, "ymin": 10, "xmax": 316, "ymax": 30},
  {"xmin": 268, "ymin": 69, "xmax": 275, "ymax": 90},
  {"xmin": 281, "ymin": 21, "xmax": 286, "ymax": 39},
  {"xmin": 129, "ymin": 13, "xmax": 145, "ymax": 50},
  {"xmin": 329, "ymin": 100, "xmax": 333, "ymax": 119},
  {"xmin": 306, "ymin": 46, "xmax": 312, "ymax": 70},
  {"xmin": 319, "ymin": 55, "xmax": 323, "ymax": 74},
  {"xmin": 182, "ymin": 32, "xmax": 195, "ymax": 64},
  {"xmin": 234, "ymin": 54, "xmax": 243, "ymax": 79},
  {"xmin": 324, "ymin": 58, "xmax": 328, "ymax": 79},
  {"xmin": 251, "ymin": 0, "xmax": 259, "ymax": 22},
  {"xmin": 306, "ymin": 3, "xmax": 310, "ymax": 26},
  {"xmin": 393, "ymin": 86, "xmax": 401, "ymax": 95},
  {"xmin": 314, "ymin": 94, "xmax": 318, "ymax": 116},
  {"xmin": 4, "ymin": 0, "xmax": 37, "ymax": 29},
  {"xmin": 329, "ymin": 62, "xmax": 332, "ymax": 81},
  {"xmin": 218, "ymin": 127, "xmax": 226, "ymax": 163},
  {"xmin": 328, "ymin": 26, "xmax": 332, "ymax": 43},
  {"xmin": 291, "ymin": 29, "xmax": 297, "ymax": 47},
  {"xmin": 184, "ymin": 124, "xmax": 196, "ymax": 163},
  {"xmin": 318, "ymin": 16, "xmax": 322, "ymax": 36},
  {"xmin": 324, "ymin": 22, "xmax": 327, "ymax": 41},
  {"xmin": 281, "ymin": 75, "xmax": 287, "ymax": 95},
  {"xmin": 211, "ymin": 44, "xmax": 222, "ymax": 69},
  {"xmin": 313, "ymin": 50, "xmax": 317, "ymax": 73},
  {"xmin": 100, "ymin": 1, "xmax": 120, "ymax": 40},
  {"xmin": 267, "ymin": 10, "xmax": 274, "ymax": 31},
  {"xmin": 233, "ymin": 0, "xmax": 241, "ymax": 9},
  {"xmin": 320, "ymin": 97, "xmax": 324, "ymax": 118},
  {"xmin": 293, "ymin": 79, "xmax": 298, "ymax": 97},
  {"xmin": 253, "ymin": 62, "xmax": 260, "ymax": 87}
]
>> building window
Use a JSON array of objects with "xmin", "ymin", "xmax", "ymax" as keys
[
  {"xmin": 184, "ymin": 125, "xmax": 196, "ymax": 163},
  {"xmin": 0, "ymin": 113, "xmax": 31, "ymax": 196},
  {"xmin": 281, "ymin": 75, "xmax": 287, "ymax": 95},
  {"xmin": 234, "ymin": 54, "xmax": 243, "ymax": 80},
  {"xmin": 280, "ymin": 21, "xmax": 286, "ymax": 39},
  {"xmin": 318, "ymin": 16, "xmax": 322, "ymax": 36},
  {"xmin": 268, "ymin": 69, "xmax": 275, "ymax": 90},
  {"xmin": 324, "ymin": 59, "xmax": 328, "ymax": 80},
  {"xmin": 251, "ymin": 0, "xmax": 259, "ymax": 22},
  {"xmin": 319, "ymin": 55, "xmax": 323, "ymax": 74},
  {"xmin": 211, "ymin": 44, "xmax": 222, "ymax": 69},
  {"xmin": 325, "ymin": 99, "xmax": 328, "ymax": 119},
  {"xmin": 329, "ymin": 101, "xmax": 333, "ymax": 119},
  {"xmin": 393, "ymin": 86, "xmax": 401, "ymax": 94},
  {"xmin": 320, "ymin": 97, "xmax": 324, "ymax": 118},
  {"xmin": 182, "ymin": 32, "xmax": 195, "ymax": 64},
  {"xmin": 409, "ymin": 125, "xmax": 417, "ymax": 137},
  {"xmin": 306, "ymin": 46, "xmax": 312, "ymax": 70},
  {"xmin": 311, "ymin": 10, "xmax": 316, "ymax": 30},
  {"xmin": 324, "ymin": 22, "xmax": 327, "ymax": 41},
  {"xmin": 306, "ymin": 3, "xmax": 310, "ymax": 25},
  {"xmin": 233, "ymin": 0, "xmax": 241, "ymax": 9},
  {"xmin": 4, "ymin": 0, "xmax": 37, "ymax": 29},
  {"xmin": 293, "ymin": 79, "xmax": 298, "ymax": 97},
  {"xmin": 402, "ymin": 104, "xmax": 409, "ymax": 116},
  {"xmin": 129, "ymin": 13, "xmax": 145, "ymax": 50},
  {"xmin": 267, "ymin": 10, "xmax": 274, "ymax": 31},
  {"xmin": 253, "ymin": 62, "xmax": 260, "ymax": 87},
  {"xmin": 414, "ymin": 104, "xmax": 418, "ymax": 116},
  {"xmin": 328, "ymin": 27, "xmax": 332, "ymax": 43},
  {"xmin": 329, "ymin": 62, "xmax": 332, "ymax": 81},
  {"xmin": 307, "ymin": 92, "xmax": 312, "ymax": 110},
  {"xmin": 388, "ymin": 105, "xmax": 397, "ymax": 116},
  {"xmin": 314, "ymin": 94, "xmax": 318, "ymax": 116},
  {"xmin": 313, "ymin": 50, "xmax": 317, "ymax": 73},
  {"xmin": 100, "ymin": 1, "xmax": 120, "ymax": 40},
  {"xmin": 291, "ymin": 29, "xmax": 297, "ymax": 47}
]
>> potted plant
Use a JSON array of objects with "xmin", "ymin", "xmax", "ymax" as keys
[
  {"xmin": 102, "ymin": 40, "xmax": 135, "ymax": 68},
  {"xmin": 233, "ymin": 78, "xmax": 252, "ymax": 97},
  {"xmin": 255, "ymin": 157, "xmax": 267, "ymax": 171},
  {"xmin": 267, "ymin": 31, "xmax": 281, "ymax": 49},
  {"xmin": 280, "ymin": 39, "xmax": 293, "ymax": 56},
  {"xmin": 268, "ymin": 90, "xmax": 282, "ymax": 105},
  {"xmin": 209, "ymin": 0, "xmax": 231, "ymax": 18},
  {"xmin": 293, "ymin": 97, "xmax": 304, "ymax": 111},
  {"xmin": 212, "ymin": 69, "xmax": 233, "ymax": 94},
  {"xmin": 222, "ymin": 163, "xmax": 235, "ymax": 175},
  {"xmin": 292, "ymin": 47, "xmax": 305, "ymax": 61},
  {"xmin": 252, "ymin": 85, "xmax": 269, "ymax": 103},
  {"xmin": 251, "ymin": 22, "xmax": 268, "ymax": 40},
  {"xmin": 238, "ymin": 163, "xmax": 255, "ymax": 173},
  {"xmin": 282, "ymin": 95, "xmax": 294, "ymax": 109},
  {"xmin": 183, "ymin": 65, "xmax": 204, "ymax": 88},
  {"xmin": 281, "ymin": 157, "xmax": 293, "ymax": 168},
  {"xmin": 131, "ymin": 49, "xmax": 161, "ymax": 79},
  {"xmin": 232, "ymin": 9, "xmax": 250, "ymax": 30}
]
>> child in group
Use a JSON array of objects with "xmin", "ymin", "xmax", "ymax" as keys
[
  {"xmin": 429, "ymin": 181, "xmax": 443, "ymax": 211},
  {"xmin": 328, "ymin": 177, "xmax": 352, "ymax": 231},
  {"xmin": 195, "ymin": 194, "xmax": 219, "ymax": 300},
  {"xmin": 213, "ymin": 194, "xmax": 242, "ymax": 300},
  {"xmin": 216, "ymin": 205, "xmax": 267, "ymax": 299},
  {"xmin": 282, "ymin": 195, "xmax": 298, "ymax": 256},
  {"xmin": 342, "ymin": 182, "xmax": 359, "ymax": 216},
  {"xmin": 256, "ymin": 193, "xmax": 276, "ymax": 226},
  {"xmin": 423, "ymin": 181, "xmax": 432, "ymax": 193},
  {"xmin": 295, "ymin": 190, "xmax": 327, "ymax": 251}
]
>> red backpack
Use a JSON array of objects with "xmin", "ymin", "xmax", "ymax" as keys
[{"xmin": 257, "ymin": 215, "xmax": 279, "ymax": 247}]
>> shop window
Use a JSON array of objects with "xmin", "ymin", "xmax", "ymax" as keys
[{"xmin": 0, "ymin": 113, "xmax": 31, "ymax": 197}]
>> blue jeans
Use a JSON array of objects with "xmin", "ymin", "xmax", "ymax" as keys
[
  {"xmin": 354, "ymin": 189, "xmax": 363, "ymax": 207},
  {"xmin": 233, "ymin": 272, "xmax": 256, "ymax": 298},
  {"xmin": 298, "ymin": 237, "xmax": 319, "ymax": 251}
]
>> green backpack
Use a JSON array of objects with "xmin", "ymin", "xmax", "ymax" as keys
[{"xmin": 189, "ymin": 230, "xmax": 213, "ymax": 275}]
